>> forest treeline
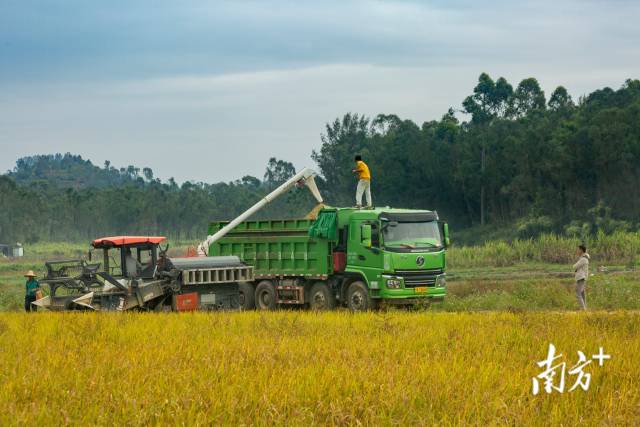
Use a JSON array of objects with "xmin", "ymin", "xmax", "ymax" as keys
[
  {"xmin": 1, "ymin": 74, "xmax": 639, "ymax": 244},
  {"xmin": 1, "ymin": 156, "xmax": 314, "ymax": 243}
]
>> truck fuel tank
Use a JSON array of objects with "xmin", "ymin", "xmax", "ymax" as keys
[{"xmin": 166, "ymin": 256, "xmax": 243, "ymax": 270}]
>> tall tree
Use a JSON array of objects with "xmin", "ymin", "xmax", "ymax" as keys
[
  {"xmin": 263, "ymin": 158, "xmax": 296, "ymax": 189},
  {"xmin": 143, "ymin": 167, "xmax": 154, "ymax": 182},
  {"xmin": 548, "ymin": 86, "xmax": 574, "ymax": 111},
  {"xmin": 462, "ymin": 73, "xmax": 513, "ymax": 224},
  {"xmin": 510, "ymin": 77, "xmax": 546, "ymax": 117}
]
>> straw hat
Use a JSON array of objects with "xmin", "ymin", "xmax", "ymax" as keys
[{"xmin": 24, "ymin": 270, "xmax": 37, "ymax": 277}]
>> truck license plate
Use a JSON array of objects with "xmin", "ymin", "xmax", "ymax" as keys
[{"xmin": 415, "ymin": 287, "xmax": 428, "ymax": 293}]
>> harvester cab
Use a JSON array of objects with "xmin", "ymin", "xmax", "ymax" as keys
[{"xmin": 90, "ymin": 236, "xmax": 165, "ymax": 279}]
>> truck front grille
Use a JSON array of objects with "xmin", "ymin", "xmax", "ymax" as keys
[
  {"xmin": 395, "ymin": 269, "xmax": 442, "ymax": 288},
  {"xmin": 402, "ymin": 276, "xmax": 437, "ymax": 287},
  {"xmin": 395, "ymin": 268, "xmax": 443, "ymax": 275}
]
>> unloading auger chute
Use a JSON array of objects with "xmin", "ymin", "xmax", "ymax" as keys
[{"xmin": 196, "ymin": 167, "xmax": 323, "ymax": 256}]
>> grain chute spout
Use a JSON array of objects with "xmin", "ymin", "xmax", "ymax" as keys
[{"xmin": 197, "ymin": 167, "xmax": 323, "ymax": 256}]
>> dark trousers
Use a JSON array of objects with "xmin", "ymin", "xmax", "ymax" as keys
[{"xmin": 25, "ymin": 295, "xmax": 37, "ymax": 312}]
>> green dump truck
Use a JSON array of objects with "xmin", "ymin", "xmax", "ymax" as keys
[{"xmin": 208, "ymin": 206, "xmax": 449, "ymax": 311}]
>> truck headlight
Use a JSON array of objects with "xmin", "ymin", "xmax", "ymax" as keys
[
  {"xmin": 435, "ymin": 275, "xmax": 446, "ymax": 287},
  {"xmin": 386, "ymin": 278, "xmax": 402, "ymax": 289}
]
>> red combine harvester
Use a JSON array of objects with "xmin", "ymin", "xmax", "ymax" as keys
[
  {"xmin": 33, "ymin": 168, "xmax": 323, "ymax": 312},
  {"xmin": 35, "ymin": 236, "xmax": 252, "ymax": 311}
]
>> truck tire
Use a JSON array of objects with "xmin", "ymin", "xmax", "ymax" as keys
[
  {"xmin": 238, "ymin": 282, "xmax": 255, "ymax": 310},
  {"xmin": 309, "ymin": 281, "xmax": 336, "ymax": 310},
  {"xmin": 346, "ymin": 281, "xmax": 377, "ymax": 312},
  {"xmin": 255, "ymin": 280, "xmax": 277, "ymax": 310}
]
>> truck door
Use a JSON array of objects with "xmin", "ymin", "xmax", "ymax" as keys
[{"xmin": 347, "ymin": 220, "xmax": 383, "ymax": 289}]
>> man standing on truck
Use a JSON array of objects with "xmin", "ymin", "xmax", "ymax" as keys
[
  {"xmin": 573, "ymin": 244, "xmax": 590, "ymax": 310},
  {"xmin": 352, "ymin": 155, "xmax": 372, "ymax": 208}
]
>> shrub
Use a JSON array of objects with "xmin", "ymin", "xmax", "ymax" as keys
[{"xmin": 449, "ymin": 232, "xmax": 640, "ymax": 268}]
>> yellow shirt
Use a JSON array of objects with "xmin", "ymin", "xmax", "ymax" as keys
[{"xmin": 355, "ymin": 161, "xmax": 371, "ymax": 181}]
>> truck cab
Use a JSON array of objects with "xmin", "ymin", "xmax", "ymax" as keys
[{"xmin": 337, "ymin": 208, "xmax": 448, "ymax": 308}]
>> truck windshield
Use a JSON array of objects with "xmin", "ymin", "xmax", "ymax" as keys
[{"xmin": 382, "ymin": 221, "xmax": 443, "ymax": 249}]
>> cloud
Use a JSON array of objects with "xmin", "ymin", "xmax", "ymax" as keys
[
  {"xmin": 3, "ymin": 0, "xmax": 635, "ymax": 83},
  {"xmin": 0, "ymin": 0, "xmax": 638, "ymax": 182},
  {"xmin": 1, "ymin": 64, "xmax": 465, "ymax": 182}
]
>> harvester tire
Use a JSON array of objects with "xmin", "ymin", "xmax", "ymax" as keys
[
  {"xmin": 238, "ymin": 282, "xmax": 256, "ymax": 310},
  {"xmin": 309, "ymin": 281, "xmax": 336, "ymax": 310},
  {"xmin": 346, "ymin": 281, "xmax": 377, "ymax": 312},
  {"xmin": 255, "ymin": 281, "xmax": 277, "ymax": 310}
]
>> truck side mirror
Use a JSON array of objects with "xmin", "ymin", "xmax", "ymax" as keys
[
  {"xmin": 361, "ymin": 224, "xmax": 372, "ymax": 248},
  {"xmin": 443, "ymin": 222, "xmax": 450, "ymax": 248}
]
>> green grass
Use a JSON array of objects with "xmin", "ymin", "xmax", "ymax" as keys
[
  {"xmin": 448, "ymin": 231, "xmax": 640, "ymax": 268},
  {"xmin": 428, "ymin": 272, "xmax": 640, "ymax": 312},
  {"xmin": 19, "ymin": 241, "xmax": 91, "ymax": 259}
]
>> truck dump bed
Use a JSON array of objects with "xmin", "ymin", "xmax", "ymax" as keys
[{"xmin": 208, "ymin": 213, "xmax": 337, "ymax": 279}]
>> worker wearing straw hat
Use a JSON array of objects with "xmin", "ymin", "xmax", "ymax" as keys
[{"xmin": 24, "ymin": 270, "xmax": 40, "ymax": 312}]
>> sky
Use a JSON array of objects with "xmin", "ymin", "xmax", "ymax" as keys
[{"xmin": 1, "ymin": 0, "xmax": 639, "ymax": 183}]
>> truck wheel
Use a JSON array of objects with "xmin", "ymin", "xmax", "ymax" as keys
[
  {"xmin": 238, "ymin": 282, "xmax": 255, "ymax": 310},
  {"xmin": 309, "ymin": 281, "xmax": 336, "ymax": 310},
  {"xmin": 255, "ymin": 281, "xmax": 277, "ymax": 310},
  {"xmin": 346, "ymin": 281, "xmax": 376, "ymax": 312}
]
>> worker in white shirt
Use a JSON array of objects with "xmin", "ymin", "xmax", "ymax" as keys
[{"xmin": 125, "ymin": 248, "xmax": 141, "ymax": 278}]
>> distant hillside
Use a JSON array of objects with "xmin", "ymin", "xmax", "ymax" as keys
[
  {"xmin": 0, "ymin": 155, "xmax": 311, "ymax": 243},
  {"xmin": 7, "ymin": 153, "xmax": 154, "ymax": 189}
]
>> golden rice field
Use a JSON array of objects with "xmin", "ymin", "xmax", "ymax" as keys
[{"xmin": 0, "ymin": 311, "xmax": 638, "ymax": 426}]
